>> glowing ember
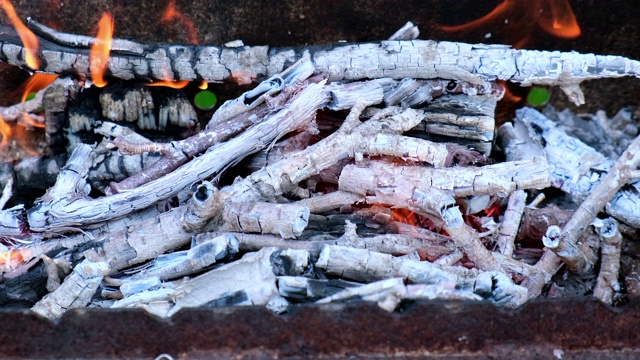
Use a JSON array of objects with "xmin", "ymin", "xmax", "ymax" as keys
[
  {"xmin": 89, "ymin": 12, "xmax": 114, "ymax": 88},
  {"xmin": 500, "ymin": 80, "xmax": 523, "ymax": 103},
  {"xmin": 391, "ymin": 208, "xmax": 418, "ymax": 227},
  {"xmin": 162, "ymin": 0, "xmax": 199, "ymax": 44},
  {"xmin": 19, "ymin": 73, "xmax": 58, "ymax": 103},
  {"xmin": 0, "ymin": 248, "xmax": 31, "ymax": 269},
  {"xmin": 0, "ymin": 0, "xmax": 40, "ymax": 69},
  {"xmin": 484, "ymin": 202, "xmax": 503, "ymax": 217},
  {"xmin": 146, "ymin": 79, "xmax": 190, "ymax": 89},
  {"xmin": 0, "ymin": 116, "xmax": 12, "ymax": 149},
  {"xmin": 21, "ymin": 113, "xmax": 45, "ymax": 129},
  {"xmin": 198, "ymin": 80, "xmax": 208, "ymax": 90},
  {"xmin": 439, "ymin": 0, "xmax": 581, "ymax": 48}
]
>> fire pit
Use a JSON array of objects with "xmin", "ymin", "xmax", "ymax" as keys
[{"xmin": 1, "ymin": 0, "xmax": 640, "ymax": 358}]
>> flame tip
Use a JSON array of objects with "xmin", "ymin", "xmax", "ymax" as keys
[{"xmin": 89, "ymin": 12, "xmax": 114, "ymax": 88}]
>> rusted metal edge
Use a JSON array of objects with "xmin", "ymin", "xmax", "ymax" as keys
[{"xmin": 0, "ymin": 298, "xmax": 639, "ymax": 359}]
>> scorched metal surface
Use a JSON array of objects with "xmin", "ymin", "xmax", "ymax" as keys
[{"xmin": 0, "ymin": 298, "xmax": 638, "ymax": 358}]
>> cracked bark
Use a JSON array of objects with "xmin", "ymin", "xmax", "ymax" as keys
[{"xmin": 2, "ymin": 21, "xmax": 640, "ymax": 104}]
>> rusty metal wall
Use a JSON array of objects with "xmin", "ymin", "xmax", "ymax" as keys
[{"xmin": 0, "ymin": 298, "xmax": 638, "ymax": 358}]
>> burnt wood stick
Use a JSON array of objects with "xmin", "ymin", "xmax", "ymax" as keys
[
  {"xmin": 31, "ymin": 259, "xmax": 109, "ymax": 319},
  {"xmin": 106, "ymin": 59, "xmax": 314, "ymax": 194},
  {"xmin": 121, "ymin": 234, "xmax": 239, "ymax": 282},
  {"xmin": 337, "ymin": 220, "xmax": 455, "ymax": 260},
  {"xmin": 113, "ymin": 247, "xmax": 308, "ymax": 317},
  {"xmin": 315, "ymin": 245, "xmax": 527, "ymax": 308},
  {"xmin": 495, "ymin": 189, "xmax": 527, "ymax": 257},
  {"xmin": 0, "ymin": 86, "xmax": 46, "ymax": 122},
  {"xmin": 338, "ymin": 165, "xmax": 503, "ymax": 272},
  {"xmin": 515, "ymin": 107, "xmax": 640, "ymax": 228},
  {"xmin": 221, "ymin": 106, "xmax": 441, "ymax": 205},
  {"xmin": 2, "ymin": 21, "xmax": 640, "ymax": 104},
  {"xmin": 26, "ymin": 81, "xmax": 327, "ymax": 233},
  {"xmin": 297, "ymin": 191, "xmax": 364, "ymax": 213},
  {"xmin": 340, "ymin": 158, "xmax": 550, "ymax": 198},
  {"xmin": 542, "ymin": 130, "xmax": 640, "ymax": 273},
  {"xmin": 196, "ymin": 232, "xmax": 336, "ymax": 258},
  {"xmin": 218, "ymin": 202, "xmax": 310, "ymax": 239},
  {"xmin": 593, "ymin": 218, "xmax": 622, "ymax": 304}
]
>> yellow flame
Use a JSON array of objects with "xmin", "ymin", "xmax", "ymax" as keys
[
  {"xmin": 0, "ymin": 0, "xmax": 40, "ymax": 69},
  {"xmin": 89, "ymin": 13, "xmax": 114, "ymax": 88},
  {"xmin": 20, "ymin": 73, "xmax": 58, "ymax": 103},
  {"xmin": 145, "ymin": 80, "xmax": 190, "ymax": 89},
  {"xmin": 0, "ymin": 115, "xmax": 12, "ymax": 148}
]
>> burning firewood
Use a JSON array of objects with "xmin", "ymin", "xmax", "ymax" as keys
[
  {"xmin": 2, "ymin": 18, "xmax": 640, "ymax": 106},
  {"xmin": 0, "ymin": 14, "xmax": 639, "ymax": 322}
]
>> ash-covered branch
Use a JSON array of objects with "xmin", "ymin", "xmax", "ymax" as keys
[
  {"xmin": 340, "ymin": 158, "xmax": 549, "ymax": 198},
  {"xmin": 316, "ymin": 245, "xmax": 526, "ymax": 308},
  {"xmin": 593, "ymin": 218, "xmax": 622, "ymax": 304},
  {"xmin": 542, "ymin": 130, "xmax": 640, "ymax": 273},
  {"xmin": 26, "ymin": 80, "xmax": 327, "ymax": 233},
  {"xmin": 496, "ymin": 190, "xmax": 527, "ymax": 257},
  {"xmin": 1, "ymin": 21, "xmax": 638, "ymax": 103}
]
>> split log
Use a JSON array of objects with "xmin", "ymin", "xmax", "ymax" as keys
[{"xmin": 3, "ymin": 20, "xmax": 640, "ymax": 104}]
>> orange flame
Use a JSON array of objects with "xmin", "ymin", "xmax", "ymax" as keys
[
  {"xmin": 198, "ymin": 80, "xmax": 208, "ymax": 90},
  {"xmin": 89, "ymin": 13, "xmax": 114, "ymax": 88},
  {"xmin": 440, "ymin": 1, "xmax": 513, "ymax": 33},
  {"xmin": 0, "ymin": 0, "xmax": 40, "ymax": 69},
  {"xmin": 146, "ymin": 79, "xmax": 190, "ymax": 89},
  {"xmin": 439, "ymin": 0, "xmax": 581, "ymax": 48},
  {"xmin": 162, "ymin": 0, "xmax": 199, "ymax": 44},
  {"xmin": 538, "ymin": 0, "xmax": 581, "ymax": 38},
  {"xmin": 19, "ymin": 73, "xmax": 59, "ymax": 103},
  {"xmin": 0, "ymin": 116, "xmax": 12, "ymax": 149}
]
